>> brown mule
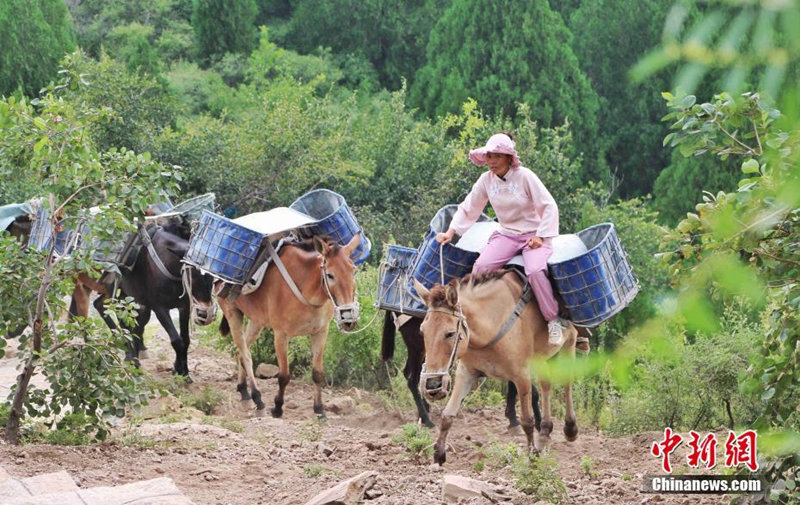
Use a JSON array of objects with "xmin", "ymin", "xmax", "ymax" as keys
[
  {"xmin": 414, "ymin": 270, "xmax": 579, "ymax": 465},
  {"xmin": 217, "ymin": 235, "xmax": 360, "ymax": 418}
]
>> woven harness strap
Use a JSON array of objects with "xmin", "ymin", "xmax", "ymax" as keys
[
  {"xmin": 426, "ymin": 305, "xmax": 470, "ymax": 374},
  {"xmin": 472, "ymin": 270, "xmax": 533, "ymax": 350},
  {"xmin": 264, "ymin": 239, "xmax": 316, "ymax": 306},
  {"xmin": 138, "ymin": 224, "xmax": 181, "ymax": 282}
]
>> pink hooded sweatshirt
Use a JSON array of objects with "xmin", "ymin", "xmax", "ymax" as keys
[{"xmin": 449, "ymin": 165, "xmax": 559, "ymax": 238}]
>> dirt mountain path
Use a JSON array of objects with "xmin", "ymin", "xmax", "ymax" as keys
[{"xmin": 0, "ymin": 321, "xmax": 728, "ymax": 505}]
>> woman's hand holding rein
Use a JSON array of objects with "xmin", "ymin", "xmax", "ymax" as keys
[{"xmin": 436, "ymin": 229, "xmax": 456, "ymax": 245}]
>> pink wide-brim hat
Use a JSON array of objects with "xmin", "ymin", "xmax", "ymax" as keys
[{"xmin": 469, "ymin": 133, "xmax": 521, "ymax": 168}]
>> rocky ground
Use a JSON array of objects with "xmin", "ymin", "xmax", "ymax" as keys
[{"xmin": 0, "ymin": 322, "xmax": 731, "ymax": 505}]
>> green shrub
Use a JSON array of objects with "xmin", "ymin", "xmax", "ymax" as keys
[
  {"xmin": 182, "ymin": 386, "xmax": 223, "ymax": 415},
  {"xmin": 25, "ymin": 413, "xmax": 95, "ymax": 446},
  {"xmin": 303, "ymin": 464, "xmax": 327, "ymax": 478},
  {"xmin": 511, "ymin": 453, "xmax": 568, "ymax": 503},
  {"xmin": 202, "ymin": 416, "xmax": 244, "ymax": 433},
  {"xmin": 297, "ymin": 418, "xmax": 325, "ymax": 442},
  {"xmin": 392, "ymin": 423, "xmax": 433, "ymax": 461},
  {"xmin": 580, "ymin": 455, "xmax": 597, "ymax": 479}
]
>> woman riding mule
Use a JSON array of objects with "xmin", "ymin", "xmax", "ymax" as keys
[
  {"xmin": 437, "ymin": 132, "xmax": 567, "ymax": 345},
  {"xmin": 217, "ymin": 234, "xmax": 360, "ymax": 418},
  {"xmin": 414, "ymin": 271, "xmax": 579, "ymax": 465}
]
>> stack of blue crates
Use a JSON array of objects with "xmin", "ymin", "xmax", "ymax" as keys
[
  {"xmin": 548, "ymin": 223, "xmax": 638, "ymax": 327},
  {"xmin": 184, "ymin": 210, "xmax": 264, "ymax": 284}
]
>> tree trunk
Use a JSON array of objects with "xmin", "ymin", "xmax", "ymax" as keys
[
  {"xmin": 5, "ymin": 243, "xmax": 52, "ymax": 444},
  {"xmin": 724, "ymin": 398, "xmax": 735, "ymax": 429}
]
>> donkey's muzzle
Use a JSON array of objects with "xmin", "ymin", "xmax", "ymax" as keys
[
  {"xmin": 335, "ymin": 302, "xmax": 360, "ymax": 332},
  {"xmin": 193, "ymin": 303, "xmax": 217, "ymax": 326},
  {"xmin": 421, "ymin": 372, "xmax": 450, "ymax": 401}
]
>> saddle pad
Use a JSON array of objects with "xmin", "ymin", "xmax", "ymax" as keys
[
  {"xmin": 233, "ymin": 207, "xmax": 317, "ymax": 239},
  {"xmin": 453, "ymin": 221, "xmax": 587, "ymax": 268},
  {"xmin": 240, "ymin": 239, "xmax": 286, "ymax": 295}
]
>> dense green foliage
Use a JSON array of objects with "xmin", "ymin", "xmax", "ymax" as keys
[
  {"xmin": 192, "ymin": 0, "xmax": 258, "ymax": 63},
  {"xmin": 409, "ymin": 0, "xmax": 604, "ymax": 182},
  {"xmin": 659, "ymin": 90, "xmax": 800, "ymax": 497},
  {"xmin": 282, "ymin": 0, "xmax": 444, "ymax": 90},
  {"xmin": 566, "ymin": 0, "xmax": 674, "ymax": 197},
  {"xmin": 652, "ymin": 150, "xmax": 741, "ymax": 224},
  {"xmin": 0, "ymin": 0, "xmax": 76, "ymax": 97}
]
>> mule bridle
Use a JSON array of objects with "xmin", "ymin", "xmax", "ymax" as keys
[
  {"xmin": 320, "ymin": 256, "xmax": 361, "ymax": 332},
  {"xmin": 180, "ymin": 263, "xmax": 217, "ymax": 325},
  {"xmin": 419, "ymin": 303, "xmax": 471, "ymax": 397},
  {"xmin": 138, "ymin": 223, "xmax": 216, "ymax": 325},
  {"xmin": 265, "ymin": 239, "xmax": 359, "ymax": 331},
  {"xmin": 419, "ymin": 271, "xmax": 533, "ymax": 398}
]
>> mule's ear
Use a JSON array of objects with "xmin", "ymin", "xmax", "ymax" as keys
[
  {"xmin": 413, "ymin": 279, "xmax": 431, "ymax": 306},
  {"xmin": 445, "ymin": 280, "xmax": 459, "ymax": 307},
  {"xmin": 343, "ymin": 233, "xmax": 361, "ymax": 257},
  {"xmin": 313, "ymin": 236, "xmax": 332, "ymax": 255}
]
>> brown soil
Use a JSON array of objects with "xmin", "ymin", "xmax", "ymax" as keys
[{"xmin": 0, "ymin": 324, "xmax": 729, "ymax": 505}]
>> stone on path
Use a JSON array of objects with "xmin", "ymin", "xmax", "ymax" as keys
[
  {"xmin": 21, "ymin": 470, "xmax": 80, "ymax": 495},
  {"xmin": 442, "ymin": 475, "xmax": 513, "ymax": 502},
  {"xmin": 2, "ymin": 465, "xmax": 195, "ymax": 505},
  {"xmin": 77, "ymin": 477, "xmax": 194, "ymax": 505},
  {"xmin": 304, "ymin": 470, "xmax": 378, "ymax": 505},
  {"xmin": 326, "ymin": 396, "xmax": 356, "ymax": 415},
  {"xmin": 255, "ymin": 363, "xmax": 279, "ymax": 379}
]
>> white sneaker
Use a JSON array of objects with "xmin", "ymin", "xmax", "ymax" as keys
[{"xmin": 547, "ymin": 320, "xmax": 563, "ymax": 345}]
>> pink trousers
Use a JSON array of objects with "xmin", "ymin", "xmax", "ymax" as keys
[{"xmin": 472, "ymin": 231, "xmax": 559, "ymax": 321}]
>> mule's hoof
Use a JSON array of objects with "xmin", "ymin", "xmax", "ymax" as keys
[
  {"xmin": 270, "ymin": 406, "xmax": 283, "ymax": 418},
  {"xmin": 535, "ymin": 436, "xmax": 552, "ymax": 454},
  {"xmin": 421, "ymin": 418, "xmax": 435, "ymax": 429},
  {"xmin": 564, "ymin": 422, "xmax": 579, "ymax": 442},
  {"xmin": 433, "ymin": 449, "xmax": 446, "ymax": 466},
  {"xmin": 507, "ymin": 424, "xmax": 523, "ymax": 436},
  {"xmin": 254, "ymin": 407, "xmax": 267, "ymax": 418},
  {"xmin": 540, "ymin": 420, "xmax": 554, "ymax": 438}
]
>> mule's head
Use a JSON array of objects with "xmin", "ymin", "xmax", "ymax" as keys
[
  {"xmin": 314, "ymin": 234, "xmax": 361, "ymax": 332},
  {"xmin": 157, "ymin": 227, "xmax": 217, "ymax": 326},
  {"xmin": 8, "ymin": 216, "xmax": 32, "ymax": 245},
  {"xmin": 414, "ymin": 278, "xmax": 465, "ymax": 401},
  {"xmin": 187, "ymin": 267, "xmax": 217, "ymax": 326}
]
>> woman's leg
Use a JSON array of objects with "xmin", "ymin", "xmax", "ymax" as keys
[
  {"xmin": 521, "ymin": 239, "xmax": 558, "ymax": 322},
  {"xmin": 472, "ymin": 232, "xmax": 526, "ymax": 274}
]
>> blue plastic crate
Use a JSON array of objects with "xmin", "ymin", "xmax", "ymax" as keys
[
  {"xmin": 548, "ymin": 223, "xmax": 639, "ymax": 327},
  {"xmin": 290, "ymin": 189, "xmax": 371, "ymax": 265},
  {"xmin": 375, "ymin": 245, "xmax": 426, "ymax": 317},
  {"xmin": 407, "ymin": 205, "xmax": 493, "ymax": 303},
  {"xmin": 411, "ymin": 230, "xmax": 480, "ymax": 290},
  {"xmin": 184, "ymin": 210, "xmax": 264, "ymax": 284},
  {"xmin": 27, "ymin": 204, "xmax": 80, "ymax": 256}
]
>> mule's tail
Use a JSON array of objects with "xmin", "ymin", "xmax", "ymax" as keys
[
  {"xmin": 381, "ymin": 311, "xmax": 395, "ymax": 361},
  {"xmin": 219, "ymin": 316, "xmax": 230, "ymax": 336}
]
